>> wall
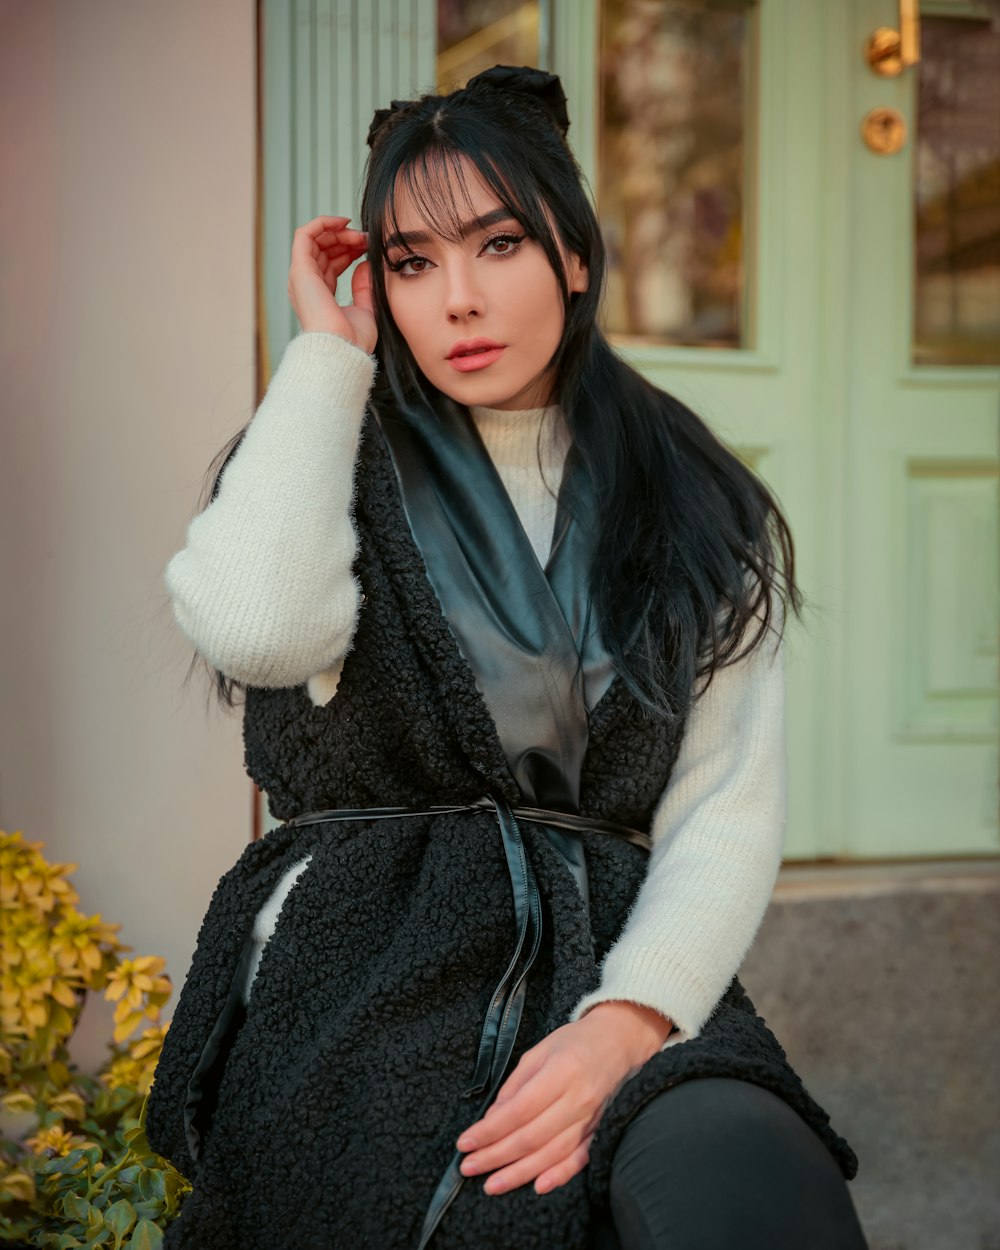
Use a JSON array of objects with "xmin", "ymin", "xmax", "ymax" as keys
[{"xmin": 0, "ymin": 1, "xmax": 257, "ymax": 1069}]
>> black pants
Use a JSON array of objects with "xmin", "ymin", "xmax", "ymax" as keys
[{"xmin": 594, "ymin": 1077, "xmax": 870, "ymax": 1250}]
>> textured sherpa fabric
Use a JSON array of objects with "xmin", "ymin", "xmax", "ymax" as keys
[{"xmin": 145, "ymin": 413, "xmax": 859, "ymax": 1249}]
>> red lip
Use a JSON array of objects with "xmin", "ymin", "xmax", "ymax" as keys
[{"xmin": 446, "ymin": 338, "xmax": 505, "ymax": 360}]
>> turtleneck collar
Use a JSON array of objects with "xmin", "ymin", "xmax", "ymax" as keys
[{"xmin": 467, "ymin": 403, "xmax": 568, "ymax": 472}]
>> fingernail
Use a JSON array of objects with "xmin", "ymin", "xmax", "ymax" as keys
[
  {"xmin": 459, "ymin": 1158, "xmax": 479, "ymax": 1176},
  {"xmin": 456, "ymin": 1134, "xmax": 475, "ymax": 1151},
  {"xmin": 484, "ymin": 1176, "xmax": 506, "ymax": 1195}
]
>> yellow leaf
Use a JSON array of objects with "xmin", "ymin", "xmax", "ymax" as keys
[
  {"xmin": 0, "ymin": 1168, "xmax": 35, "ymax": 1202},
  {"xmin": 105, "ymin": 977, "xmax": 127, "ymax": 1002},
  {"xmin": 51, "ymin": 980, "xmax": 78, "ymax": 1008},
  {"xmin": 48, "ymin": 1089, "xmax": 87, "ymax": 1119},
  {"xmin": 2, "ymin": 1090, "xmax": 35, "ymax": 1114},
  {"xmin": 25, "ymin": 1001, "xmax": 48, "ymax": 1028},
  {"xmin": 81, "ymin": 944, "xmax": 103, "ymax": 971},
  {"xmin": 113, "ymin": 1011, "xmax": 145, "ymax": 1044},
  {"xmin": 134, "ymin": 955, "xmax": 165, "ymax": 974}
]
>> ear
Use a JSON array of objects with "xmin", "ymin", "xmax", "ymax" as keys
[{"xmin": 566, "ymin": 251, "xmax": 588, "ymax": 295}]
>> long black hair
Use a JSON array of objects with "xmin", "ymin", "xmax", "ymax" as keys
[{"xmin": 201, "ymin": 68, "xmax": 802, "ymax": 722}]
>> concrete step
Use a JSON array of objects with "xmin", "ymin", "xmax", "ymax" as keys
[{"xmin": 738, "ymin": 859, "xmax": 1000, "ymax": 1250}]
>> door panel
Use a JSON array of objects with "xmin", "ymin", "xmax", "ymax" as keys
[{"xmin": 844, "ymin": 0, "xmax": 999, "ymax": 855}]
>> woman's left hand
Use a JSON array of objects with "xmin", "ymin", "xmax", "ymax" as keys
[{"xmin": 455, "ymin": 1000, "xmax": 674, "ymax": 1197}]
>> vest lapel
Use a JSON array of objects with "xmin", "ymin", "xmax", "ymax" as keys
[{"xmin": 375, "ymin": 397, "xmax": 606, "ymax": 820}]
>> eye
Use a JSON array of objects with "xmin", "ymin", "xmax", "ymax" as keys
[
  {"xmin": 386, "ymin": 253, "xmax": 433, "ymax": 278},
  {"xmin": 482, "ymin": 232, "xmax": 525, "ymax": 257}
]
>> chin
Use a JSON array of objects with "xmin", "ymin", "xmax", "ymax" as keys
[{"xmin": 434, "ymin": 374, "xmax": 552, "ymax": 412}]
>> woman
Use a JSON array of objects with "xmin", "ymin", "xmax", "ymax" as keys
[{"xmin": 146, "ymin": 66, "xmax": 869, "ymax": 1250}]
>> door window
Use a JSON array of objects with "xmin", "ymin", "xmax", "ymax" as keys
[
  {"xmin": 598, "ymin": 0, "xmax": 759, "ymax": 347},
  {"xmin": 914, "ymin": 12, "xmax": 1000, "ymax": 366}
]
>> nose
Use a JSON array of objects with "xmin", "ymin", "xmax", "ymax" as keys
[{"xmin": 442, "ymin": 258, "xmax": 485, "ymax": 322}]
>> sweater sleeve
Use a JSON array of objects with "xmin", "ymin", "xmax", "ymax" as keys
[
  {"xmin": 566, "ymin": 599, "xmax": 787, "ymax": 1047},
  {"xmin": 164, "ymin": 332, "xmax": 376, "ymax": 688}
]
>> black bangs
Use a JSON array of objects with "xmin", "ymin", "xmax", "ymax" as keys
[{"xmin": 385, "ymin": 149, "xmax": 523, "ymax": 249}]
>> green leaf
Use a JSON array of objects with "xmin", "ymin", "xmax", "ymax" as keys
[
  {"xmin": 56, "ymin": 1236, "xmax": 85, "ymax": 1249},
  {"xmin": 42, "ymin": 1152, "xmax": 90, "ymax": 1176},
  {"xmin": 137, "ymin": 1168, "xmax": 165, "ymax": 1204},
  {"xmin": 62, "ymin": 1192, "xmax": 92, "ymax": 1222},
  {"xmin": 104, "ymin": 1197, "xmax": 136, "ymax": 1249},
  {"xmin": 127, "ymin": 1218, "xmax": 163, "ymax": 1250}
]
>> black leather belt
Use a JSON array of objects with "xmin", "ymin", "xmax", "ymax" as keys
[{"xmin": 283, "ymin": 796, "xmax": 651, "ymax": 851}]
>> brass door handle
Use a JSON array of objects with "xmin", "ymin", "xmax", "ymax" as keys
[{"xmin": 866, "ymin": 0, "xmax": 921, "ymax": 76}]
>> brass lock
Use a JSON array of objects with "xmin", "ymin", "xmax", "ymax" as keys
[{"xmin": 862, "ymin": 107, "xmax": 907, "ymax": 155}]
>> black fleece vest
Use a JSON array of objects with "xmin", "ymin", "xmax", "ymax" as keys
[{"xmin": 144, "ymin": 410, "xmax": 859, "ymax": 1250}]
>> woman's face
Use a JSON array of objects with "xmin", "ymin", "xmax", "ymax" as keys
[{"xmin": 381, "ymin": 156, "xmax": 587, "ymax": 411}]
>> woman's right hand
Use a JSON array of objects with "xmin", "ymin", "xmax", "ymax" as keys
[{"xmin": 288, "ymin": 215, "xmax": 376, "ymax": 354}]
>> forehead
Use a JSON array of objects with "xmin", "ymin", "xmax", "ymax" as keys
[{"xmin": 386, "ymin": 151, "xmax": 512, "ymax": 240}]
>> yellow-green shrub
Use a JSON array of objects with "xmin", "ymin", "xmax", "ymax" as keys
[{"xmin": 1, "ymin": 830, "xmax": 190, "ymax": 1248}]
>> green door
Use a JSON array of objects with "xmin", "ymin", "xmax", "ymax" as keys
[{"xmin": 838, "ymin": 0, "xmax": 999, "ymax": 856}]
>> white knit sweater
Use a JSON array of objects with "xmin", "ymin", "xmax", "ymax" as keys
[{"xmin": 165, "ymin": 332, "xmax": 787, "ymax": 1048}]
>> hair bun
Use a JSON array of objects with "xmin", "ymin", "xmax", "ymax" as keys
[
  {"xmin": 367, "ymin": 99, "xmax": 416, "ymax": 148},
  {"xmin": 465, "ymin": 65, "xmax": 570, "ymax": 138}
]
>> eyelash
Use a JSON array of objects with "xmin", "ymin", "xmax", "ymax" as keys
[{"xmin": 386, "ymin": 231, "xmax": 526, "ymax": 279}]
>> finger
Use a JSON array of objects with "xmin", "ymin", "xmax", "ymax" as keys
[
  {"xmin": 315, "ymin": 242, "xmax": 366, "ymax": 274},
  {"xmin": 460, "ymin": 1094, "xmax": 580, "ymax": 1177},
  {"xmin": 309, "ymin": 215, "xmax": 351, "ymax": 229},
  {"xmin": 533, "ymin": 1134, "xmax": 594, "ymax": 1196},
  {"xmin": 312, "ymin": 243, "xmax": 367, "ymax": 287},
  {"xmin": 290, "ymin": 218, "xmax": 352, "ymax": 262},
  {"xmin": 530, "ymin": 1140, "xmax": 595, "ymax": 1195},
  {"xmin": 314, "ymin": 229, "xmax": 367, "ymax": 247},
  {"xmin": 318, "ymin": 241, "xmax": 368, "ymax": 264},
  {"xmin": 351, "ymin": 260, "xmax": 373, "ymax": 313},
  {"xmin": 494, "ymin": 1047, "xmax": 547, "ymax": 1106},
  {"xmin": 481, "ymin": 1123, "xmax": 593, "ymax": 1196},
  {"xmin": 457, "ymin": 1054, "xmax": 554, "ymax": 1149}
]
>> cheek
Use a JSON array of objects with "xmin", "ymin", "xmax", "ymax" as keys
[
  {"xmin": 385, "ymin": 285, "xmax": 433, "ymax": 359},
  {"xmin": 517, "ymin": 266, "xmax": 566, "ymax": 344}
]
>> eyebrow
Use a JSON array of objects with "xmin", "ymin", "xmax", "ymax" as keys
[{"xmin": 383, "ymin": 206, "xmax": 520, "ymax": 252}]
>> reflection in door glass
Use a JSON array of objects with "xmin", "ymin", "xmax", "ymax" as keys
[
  {"xmin": 914, "ymin": 16, "xmax": 1000, "ymax": 367},
  {"xmin": 437, "ymin": 1, "xmax": 540, "ymax": 92},
  {"xmin": 599, "ymin": 0, "xmax": 757, "ymax": 347}
]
